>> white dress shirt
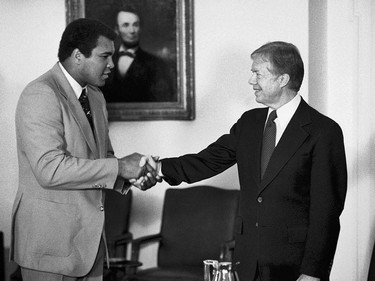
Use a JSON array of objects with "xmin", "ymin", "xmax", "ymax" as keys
[
  {"xmin": 266, "ymin": 94, "xmax": 302, "ymax": 145},
  {"xmin": 58, "ymin": 62, "xmax": 86, "ymax": 98}
]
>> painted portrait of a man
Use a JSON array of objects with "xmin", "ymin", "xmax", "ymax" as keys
[
  {"xmin": 100, "ymin": 3, "xmax": 177, "ymax": 103},
  {"xmin": 79, "ymin": 0, "xmax": 194, "ymax": 120}
]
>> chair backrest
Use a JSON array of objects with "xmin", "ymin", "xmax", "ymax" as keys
[
  {"xmin": 104, "ymin": 189, "xmax": 132, "ymax": 256},
  {"xmin": 158, "ymin": 186, "xmax": 240, "ymax": 267}
]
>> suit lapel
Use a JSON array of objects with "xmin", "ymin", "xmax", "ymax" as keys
[
  {"xmin": 259, "ymin": 99, "xmax": 311, "ymax": 192},
  {"xmin": 249, "ymin": 109, "xmax": 268, "ymax": 187},
  {"xmin": 51, "ymin": 63, "xmax": 98, "ymax": 156}
]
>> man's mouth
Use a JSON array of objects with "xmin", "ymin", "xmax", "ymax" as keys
[{"xmin": 103, "ymin": 71, "xmax": 111, "ymax": 78}]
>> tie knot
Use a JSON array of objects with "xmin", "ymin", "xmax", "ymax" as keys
[
  {"xmin": 266, "ymin": 110, "xmax": 277, "ymax": 126},
  {"xmin": 79, "ymin": 89, "xmax": 87, "ymax": 101},
  {"xmin": 269, "ymin": 110, "xmax": 277, "ymax": 120}
]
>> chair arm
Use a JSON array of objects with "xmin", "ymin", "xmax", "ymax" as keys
[
  {"xmin": 131, "ymin": 233, "xmax": 162, "ymax": 262},
  {"xmin": 220, "ymin": 239, "xmax": 235, "ymax": 262},
  {"xmin": 113, "ymin": 232, "xmax": 133, "ymax": 247}
]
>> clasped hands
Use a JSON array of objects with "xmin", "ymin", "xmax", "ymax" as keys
[{"xmin": 118, "ymin": 153, "xmax": 162, "ymax": 190}]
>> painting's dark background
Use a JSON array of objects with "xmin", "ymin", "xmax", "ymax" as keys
[{"xmin": 85, "ymin": 0, "xmax": 177, "ymax": 59}]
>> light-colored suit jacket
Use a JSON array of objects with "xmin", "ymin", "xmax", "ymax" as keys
[{"xmin": 10, "ymin": 63, "xmax": 125, "ymax": 276}]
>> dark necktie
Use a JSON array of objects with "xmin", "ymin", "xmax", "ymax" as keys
[
  {"xmin": 79, "ymin": 89, "xmax": 94, "ymax": 131},
  {"xmin": 261, "ymin": 110, "xmax": 277, "ymax": 178}
]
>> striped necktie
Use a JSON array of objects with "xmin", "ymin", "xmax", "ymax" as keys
[{"xmin": 78, "ymin": 89, "xmax": 94, "ymax": 131}]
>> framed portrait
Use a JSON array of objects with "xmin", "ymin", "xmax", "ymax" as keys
[{"xmin": 66, "ymin": 0, "xmax": 195, "ymax": 121}]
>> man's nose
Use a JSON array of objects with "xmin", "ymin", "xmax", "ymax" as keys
[
  {"xmin": 248, "ymin": 73, "xmax": 257, "ymax": 85},
  {"xmin": 129, "ymin": 26, "xmax": 136, "ymax": 33},
  {"xmin": 108, "ymin": 57, "xmax": 115, "ymax": 69}
]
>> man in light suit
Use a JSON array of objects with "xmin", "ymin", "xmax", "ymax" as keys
[
  {"xmin": 148, "ymin": 42, "xmax": 347, "ymax": 281},
  {"xmin": 10, "ymin": 18, "xmax": 157, "ymax": 281}
]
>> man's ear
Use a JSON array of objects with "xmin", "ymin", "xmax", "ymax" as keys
[
  {"xmin": 278, "ymin": 73, "xmax": 290, "ymax": 88},
  {"xmin": 72, "ymin": 48, "xmax": 82, "ymax": 63}
]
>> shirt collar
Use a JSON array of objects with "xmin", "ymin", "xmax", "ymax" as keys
[
  {"xmin": 58, "ymin": 62, "xmax": 86, "ymax": 99},
  {"xmin": 268, "ymin": 93, "xmax": 301, "ymax": 130}
]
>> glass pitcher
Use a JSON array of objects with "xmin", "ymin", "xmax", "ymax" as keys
[
  {"xmin": 204, "ymin": 260, "xmax": 239, "ymax": 281},
  {"xmin": 203, "ymin": 260, "xmax": 219, "ymax": 281}
]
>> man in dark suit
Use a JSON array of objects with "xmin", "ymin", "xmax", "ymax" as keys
[
  {"xmin": 102, "ymin": 5, "xmax": 176, "ymax": 103},
  {"xmin": 11, "ymin": 18, "xmax": 157, "ymax": 281},
  {"xmin": 147, "ymin": 41, "xmax": 347, "ymax": 281}
]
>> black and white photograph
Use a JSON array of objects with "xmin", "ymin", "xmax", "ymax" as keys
[{"xmin": 1, "ymin": 1, "xmax": 375, "ymax": 281}]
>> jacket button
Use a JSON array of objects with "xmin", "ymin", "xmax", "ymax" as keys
[
  {"xmin": 255, "ymin": 222, "xmax": 259, "ymax": 227},
  {"xmin": 100, "ymin": 205, "xmax": 104, "ymax": 211},
  {"xmin": 257, "ymin": 197, "xmax": 263, "ymax": 203}
]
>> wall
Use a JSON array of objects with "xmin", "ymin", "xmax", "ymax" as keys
[
  {"xmin": 0, "ymin": 0, "xmax": 66, "ymax": 247},
  {"xmin": 308, "ymin": 0, "xmax": 375, "ymax": 279},
  {"xmin": 1, "ymin": 0, "xmax": 374, "ymax": 280}
]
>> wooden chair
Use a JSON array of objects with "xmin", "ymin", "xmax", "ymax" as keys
[
  {"xmin": 104, "ymin": 189, "xmax": 140, "ymax": 281},
  {"xmin": 128, "ymin": 186, "xmax": 240, "ymax": 281}
]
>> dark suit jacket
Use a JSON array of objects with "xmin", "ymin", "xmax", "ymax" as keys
[
  {"xmin": 368, "ymin": 242, "xmax": 375, "ymax": 280},
  {"xmin": 103, "ymin": 48, "xmax": 176, "ymax": 103},
  {"xmin": 161, "ymin": 99, "xmax": 347, "ymax": 281}
]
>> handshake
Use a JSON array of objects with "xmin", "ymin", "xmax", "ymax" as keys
[{"xmin": 117, "ymin": 153, "xmax": 162, "ymax": 190}]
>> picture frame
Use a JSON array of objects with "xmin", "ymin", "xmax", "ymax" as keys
[{"xmin": 66, "ymin": 0, "xmax": 195, "ymax": 121}]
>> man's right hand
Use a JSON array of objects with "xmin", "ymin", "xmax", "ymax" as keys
[
  {"xmin": 118, "ymin": 153, "xmax": 147, "ymax": 180},
  {"xmin": 128, "ymin": 155, "xmax": 163, "ymax": 190}
]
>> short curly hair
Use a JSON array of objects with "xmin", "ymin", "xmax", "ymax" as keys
[{"xmin": 58, "ymin": 18, "xmax": 116, "ymax": 62}]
